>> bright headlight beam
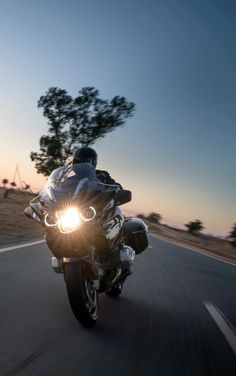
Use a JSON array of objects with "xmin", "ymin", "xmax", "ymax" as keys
[{"xmin": 57, "ymin": 207, "xmax": 81, "ymax": 234}]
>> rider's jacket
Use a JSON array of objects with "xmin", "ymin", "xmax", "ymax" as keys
[{"xmin": 96, "ymin": 170, "xmax": 122, "ymax": 189}]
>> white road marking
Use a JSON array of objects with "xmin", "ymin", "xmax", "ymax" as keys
[
  {"xmin": 0, "ymin": 240, "xmax": 45, "ymax": 254},
  {"xmin": 185, "ymin": 247, "xmax": 236, "ymax": 267},
  {"xmin": 204, "ymin": 301, "xmax": 236, "ymax": 355},
  {"xmin": 152, "ymin": 236, "xmax": 236, "ymax": 267}
]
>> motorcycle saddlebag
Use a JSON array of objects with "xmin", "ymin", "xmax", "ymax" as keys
[{"xmin": 124, "ymin": 218, "xmax": 149, "ymax": 255}]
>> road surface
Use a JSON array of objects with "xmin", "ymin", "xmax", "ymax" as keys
[{"xmin": 0, "ymin": 236, "xmax": 236, "ymax": 376}]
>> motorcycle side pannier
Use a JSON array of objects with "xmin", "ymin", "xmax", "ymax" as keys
[{"xmin": 124, "ymin": 218, "xmax": 148, "ymax": 255}]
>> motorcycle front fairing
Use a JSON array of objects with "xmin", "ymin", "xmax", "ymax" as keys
[{"xmin": 33, "ymin": 163, "xmax": 124, "ymax": 259}]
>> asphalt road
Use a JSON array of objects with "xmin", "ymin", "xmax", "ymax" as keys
[{"xmin": 0, "ymin": 236, "xmax": 236, "ymax": 376}]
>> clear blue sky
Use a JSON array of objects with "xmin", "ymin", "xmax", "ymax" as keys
[{"xmin": 0, "ymin": 0, "xmax": 235, "ymax": 236}]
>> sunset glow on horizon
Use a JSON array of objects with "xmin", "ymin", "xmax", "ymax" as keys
[{"xmin": 0, "ymin": 1, "xmax": 235, "ymax": 237}]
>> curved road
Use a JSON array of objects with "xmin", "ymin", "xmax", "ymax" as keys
[{"xmin": 0, "ymin": 236, "xmax": 236, "ymax": 375}]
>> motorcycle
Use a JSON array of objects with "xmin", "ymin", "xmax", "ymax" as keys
[{"xmin": 25, "ymin": 162, "xmax": 148, "ymax": 327}]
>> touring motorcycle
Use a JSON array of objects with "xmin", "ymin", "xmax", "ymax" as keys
[{"xmin": 25, "ymin": 162, "xmax": 148, "ymax": 327}]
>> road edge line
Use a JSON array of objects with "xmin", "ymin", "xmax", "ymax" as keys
[
  {"xmin": 0, "ymin": 240, "xmax": 45, "ymax": 254},
  {"xmin": 150, "ymin": 236, "xmax": 236, "ymax": 267},
  {"xmin": 204, "ymin": 301, "xmax": 236, "ymax": 355}
]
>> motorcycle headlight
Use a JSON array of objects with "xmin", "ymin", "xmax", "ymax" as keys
[
  {"xmin": 80, "ymin": 206, "xmax": 96, "ymax": 222},
  {"xmin": 56, "ymin": 207, "xmax": 81, "ymax": 234}
]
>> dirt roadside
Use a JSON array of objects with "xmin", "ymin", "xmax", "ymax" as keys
[
  {"xmin": 147, "ymin": 222, "xmax": 236, "ymax": 265},
  {"xmin": 0, "ymin": 189, "xmax": 44, "ymax": 247}
]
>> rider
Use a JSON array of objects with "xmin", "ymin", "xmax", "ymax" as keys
[
  {"xmin": 72, "ymin": 147, "xmax": 122, "ymax": 189},
  {"xmin": 25, "ymin": 147, "xmax": 122, "ymax": 220},
  {"xmin": 50, "ymin": 147, "xmax": 124, "ymax": 272}
]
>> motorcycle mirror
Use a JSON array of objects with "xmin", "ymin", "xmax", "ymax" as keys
[{"xmin": 115, "ymin": 190, "xmax": 132, "ymax": 206}]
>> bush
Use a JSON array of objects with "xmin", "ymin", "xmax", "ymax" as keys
[
  {"xmin": 137, "ymin": 212, "xmax": 162, "ymax": 224},
  {"xmin": 229, "ymin": 223, "xmax": 236, "ymax": 248},
  {"xmin": 185, "ymin": 219, "xmax": 204, "ymax": 235}
]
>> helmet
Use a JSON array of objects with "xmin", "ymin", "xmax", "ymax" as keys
[{"xmin": 72, "ymin": 147, "xmax": 98, "ymax": 168}]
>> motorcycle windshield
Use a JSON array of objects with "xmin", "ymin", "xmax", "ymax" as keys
[
  {"xmin": 44, "ymin": 163, "xmax": 97, "ymax": 191},
  {"xmin": 42, "ymin": 163, "xmax": 118, "ymax": 205}
]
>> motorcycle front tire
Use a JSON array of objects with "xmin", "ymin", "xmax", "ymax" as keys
[{"xmin": 64, "ymin": 262, "xmax": 98, "ymax": 328}]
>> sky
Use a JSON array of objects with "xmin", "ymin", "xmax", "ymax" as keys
[{"xmin": 0, "ymin": 0, "xmax": 235, "ymax": 236}]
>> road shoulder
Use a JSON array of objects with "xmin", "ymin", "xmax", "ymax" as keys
[{"xmin": 150, "ymin": 233, "xmax": 236, "ymax": 266}]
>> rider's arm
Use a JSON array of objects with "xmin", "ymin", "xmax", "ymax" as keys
[{"xmin": 96, "ymin": 170, "xmax": 123, "ymax": 189}]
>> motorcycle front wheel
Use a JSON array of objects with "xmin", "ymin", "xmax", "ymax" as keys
[{"xmin": 64, "ymin": 263, "xmax": 98, "ymax": 327}]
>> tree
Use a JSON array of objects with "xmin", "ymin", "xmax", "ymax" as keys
[
  {"xmin": 2, "ymin": 179, "xmax": 10, "ymax": 199},
  {"xmin": 146, "ymin": 212, "xmax": 162, "ymax": 224},
  {"xmin": 137, "ymin": 212, "xmax": 162, "ymax": 224},
  {"xmin": 229, "ymin": 223, "xmax": 236, "ymax": 248},
  {"xmin": 24, "ymin": 184, "xmax": 30, "ymax": 190},
  {"xmin": 185, "ymin": 219, "xmax": 204, "ymax": 235},
  {"xmin": 2, "ymin": 178, "xmax": 8, "ymax": 188},
  {"xmin": 31, "ymin": 87, "xmax": 135, "ymax": 176},
  {"xmin": 137, "ymin": 213, "xmax": 145, "ymax": 220}
]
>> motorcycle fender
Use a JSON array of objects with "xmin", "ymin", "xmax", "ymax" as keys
[{"xmin": 62, "ymin": 257, "xmax": 100, "ymax": 280}]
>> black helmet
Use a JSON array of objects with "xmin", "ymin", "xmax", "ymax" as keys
[{"xmin": 72, "ymin": 147, "xmax": 98, "ymax": 167}]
